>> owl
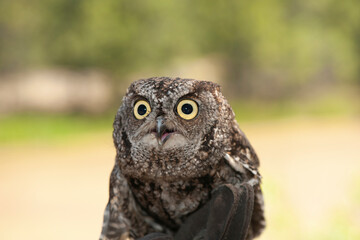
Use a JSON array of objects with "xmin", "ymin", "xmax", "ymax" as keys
[{"xmin": 100, "ymin": 77, "xmax": 265, "ymax": 240}]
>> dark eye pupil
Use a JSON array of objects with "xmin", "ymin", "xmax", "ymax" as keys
[
  {"xmin": 137, "ymin": 104, "xmax": 147, "ymax": 115},
  {"xmin": 181, "ymin": 104, "xmax": 193, "ymax": 114}
]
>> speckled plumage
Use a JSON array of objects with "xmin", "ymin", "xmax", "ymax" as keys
[{"xmin": 100, "ymin": 77, "xmax": 265, "ymax": 240}]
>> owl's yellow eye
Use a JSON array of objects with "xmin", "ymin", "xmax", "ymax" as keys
[
  {"xmin": 134, "ymin": 100, "xmax": 151, "ymax": 120},
  {"xmin": 176, "ymin": 99, "xmax": 198, "ymax": 120}
]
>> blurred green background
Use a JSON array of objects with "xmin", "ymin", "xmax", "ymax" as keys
[{"xmin": 0, "ymin": 1, "xmax": 359, "ymax": 239}]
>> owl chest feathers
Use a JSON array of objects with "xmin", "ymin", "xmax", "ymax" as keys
[{"xmin": 126, "ymin": 161, "xmax": 242, "ymax": 230}]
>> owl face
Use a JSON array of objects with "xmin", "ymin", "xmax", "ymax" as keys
[{"xmin": 114, "ymin": 77, "xmax": 232, "ymax": 180}]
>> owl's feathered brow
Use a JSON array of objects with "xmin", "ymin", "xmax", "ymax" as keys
[{"xmin": 100, "ymin": 77, "xmax": 265, "ymax": 240}]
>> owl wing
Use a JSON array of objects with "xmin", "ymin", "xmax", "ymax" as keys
[
  {"xmin": 100, "ymin": 165, "xmax": 134, "ymax": 240},
  {"xmin": 224, "ymin": 121, "xmax": 266, "ymax": 238},
  {"xmin": 99, "ymin": 110, "xmax": 133, "ymax": 239}
]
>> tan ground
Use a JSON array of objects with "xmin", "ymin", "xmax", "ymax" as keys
[{"xmin": 0, "ymin": 117, "xmax": 359, "ymax": 239}]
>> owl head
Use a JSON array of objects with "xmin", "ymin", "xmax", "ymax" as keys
[{"xmin": 113, "ymin": 77, "xmax": 236, "ymax": 181}]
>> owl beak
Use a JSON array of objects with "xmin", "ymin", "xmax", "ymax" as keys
[{"xmin": 156, "ymin": 116, "xmax": 169, "ymax": 146}]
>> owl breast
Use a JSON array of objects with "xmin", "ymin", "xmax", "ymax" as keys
[
  {"xmin": 126, "ymin": 161, "xmax": 242, "ymax": 231},
  {"xmin": 127, "ymin": 175, "xmax": 214, "ymax": 229}
]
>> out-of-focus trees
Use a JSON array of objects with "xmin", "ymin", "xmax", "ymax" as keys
[
  {"xmin": 323, "ymin": 0, "xmax": 360, "ymax": 84},
  {"xmin": 0, "ymin": 0, "xmax": 359, "ymax": 99}
]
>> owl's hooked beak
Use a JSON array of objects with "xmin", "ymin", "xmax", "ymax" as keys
[{"xmin": 156, "ymin": 116, "xmax": 172, "ymax": 146}]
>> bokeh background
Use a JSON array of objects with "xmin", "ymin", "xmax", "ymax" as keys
[{"xmin": 0, "ymin": 1, "xmax": 359, "ymax": 239}]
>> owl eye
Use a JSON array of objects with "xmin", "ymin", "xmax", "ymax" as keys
[
  {"xmin": 134, "ymin": 100, "xmax": 151, "ymax": 120},
  {"xmin": 176, "ymin": 99, "xmax": 198, "ymax": 120}
]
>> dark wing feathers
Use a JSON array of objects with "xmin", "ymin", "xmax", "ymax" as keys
[{"xmin": 225, "ymin": 122, "xmax": 266, "ymax": 238}]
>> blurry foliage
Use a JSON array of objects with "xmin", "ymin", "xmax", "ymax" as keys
[
  {"xmin": 0, "ymin": 90, "xmax": 357, "ymax": 144},
  {"xmin": 0, "ymin": 0, "xmax": 359, "ymax": 98},
  {"xmin": 0, "ymin": 113, "xmax": 113, "ymax": 144}
]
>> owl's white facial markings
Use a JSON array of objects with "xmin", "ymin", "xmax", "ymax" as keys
[
  {"xmin": 139, "ymin": 118, "xmax": 189, "ymax": 149},
  {"xmin": 131, "ymin": 113, "xmax": 189, "ymax": 149},
  {"xmin": 139, "ymin": 132, "xmax": 188, "ymax": 149}
]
